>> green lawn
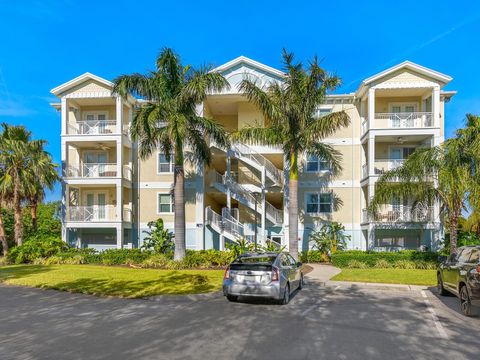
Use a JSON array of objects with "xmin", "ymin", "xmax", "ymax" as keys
[
  {"xmin": 331, "ymin": 269, "xmax": 436, "ymax": 286},
  {"xmin": 0, "ymin": 265, "xmax": 224, "ymax": 298}
]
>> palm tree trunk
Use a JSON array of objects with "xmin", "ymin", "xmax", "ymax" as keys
[
  {"xmin": 13, "ymin": 176, "xmax": 23, "ymax": 246},
  {"xmin": 30, "ymin": 199, "xmax": 38, "ymax": 232},
  {"xmin": 173, "ymin": 153, "xmax": 186, "ymax": 261},
  {"xmin": 0, "ymin": 210, "xmax": 8, "ymax": 256},
  {"xmin": 450, "ymin": 214, "xmax": 459, "ymax": 255},
  {"xmin": 288, "ymin": 151, "xmax": 299, "ymax": 260}
]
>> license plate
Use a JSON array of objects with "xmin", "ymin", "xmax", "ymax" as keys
[{"xmin": 244, "ymin": 275, "xmax": 255, "ymax": 282}]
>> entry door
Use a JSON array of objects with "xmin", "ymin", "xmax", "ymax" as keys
[
  {"xmin": 85, "ymin": 192, "xmax": 107, "ymax": 220},
  {"xmin": 84, "ymin": 152, "xmax": 108, "ymax": 177}
]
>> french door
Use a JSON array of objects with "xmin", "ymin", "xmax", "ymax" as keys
[
  {"xmin": 83, "ymin": 152, "xmax": 108, "ymax": 177},
  {"xmin": 391, "ymin": 104, "xmax": 416, "ymax": 127},
  {"xmin": 86, "ymin": 192, "xmax": 107, "ymax": 220},
  {"xmin": 84, "ymin": 113, "xmax": 107, "ymax": 134}
]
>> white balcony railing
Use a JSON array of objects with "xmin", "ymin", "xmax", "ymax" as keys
[
  {"xmin": 362, "ymin": 206, "xmax": 433, "ymax": 223},
  {"xmin": 66, "ymin": 163, "xmax": 117, "ymax": 178},
  {"xmin": 265, "ymin": 201, "xmax": 283, "ymax": 224},
  {"xmin": 362, "ymin": 164, "xmax": 368, "ymax": 179},
  {"xmin": 67, "ymin": 120, "xmax": 117, "ymax": 135},
  {"xmin": 122, "ymin": 165, "xmax": 132, "ymax": 181},
  {"xmin": 373, "ymin": 159, "xmax": 405, "ymax": 175},
  {"xmin": 67, "ymin": 205, "xmax": 117, "ymax": 222},
  {"xmin": 123, "ymin": 207, "xmax": 132, "ymax": 222},
  {"xmin": 375, "ymin": 112, "xmax": 433, "ymax": 129}
]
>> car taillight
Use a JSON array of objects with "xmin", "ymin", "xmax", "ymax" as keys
[
  {"xmin": 476, "ymin": 265, "xmax": 480, "ymax": 274},
  {"xmin": 224, "ymin": 267, "xmax": 230, "ymax": 280},
  {"xmin": 271, "ymin": 267, "xmax": 279, "ymax": 282}
]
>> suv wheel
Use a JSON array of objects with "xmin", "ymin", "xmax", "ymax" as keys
[
  {"xmin": 437, "ymin": 274, "xmax": 448, "ymax": 296},
  {"xmin": 226, "ymin": 295, "xmax": 238, "ymax": 302},
  {"xmin": 298, "ymin": 274, "xmax": 304, "ymax": 290},
  {"xmin": 280, "ymin": 284, "xmax": 290, "ymax": 305},
  {"xmin": 460, "ymin": 285, "xmax": 473, "ymax": 316}
]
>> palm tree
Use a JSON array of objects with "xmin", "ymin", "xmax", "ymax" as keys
[
  {"xmin": 231, "ymin": 50, "xmax": 350, "ymax": 259},
  {"xmin": 113, "ymin": 48, "xmax": 230, "ymax": 260},
  {"xmin": 25, "ymin": 145, "xmax": 59, "ymax": 232},
  {"xmin": 0, "ymin": 123, "xmax": 58, "ymax": 246},
  {"xmin": 369, "ymin": 137, "xmax": 470, "ymax": 254}
]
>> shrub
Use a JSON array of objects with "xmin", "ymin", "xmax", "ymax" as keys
[
  {"xmin": 141, "ymin": 254, "xmax": 170, "ymax": 268},
  {"xmin": 141, "ymin": 219, "xmax": 174, "ymax": 255},
  {"xmin": 299, "ymin": 250, "xmax": 329, "ymax": 263},
  {"xmin": 331, "ymin": 250, "xmax": 438, "ymax": 268},
  {"xmin": 373, "ymin": 259, "xmax": 391, "ymax": 268},
  {"xmin": 394, "ymin": 260, "xmax": 417, "ymax": 269},
  {"xmin": 7, "ymin": 236, "xmax": 69, "ymax": 264},
  {"xmin": 100, "ymin": 249, "xmax": 152, "ymax": 266},
  {"xmin": 0, "ymin": 257, "xmax": 8, "ymax": 266},
  {"xmin": 347, "ymin": 260, "xmax": 368, "ymax": 269}
]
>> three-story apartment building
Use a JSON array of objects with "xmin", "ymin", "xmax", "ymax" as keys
[{"xmin": 51, "ymin": 57, "xmax": 455, "ymax": 252}]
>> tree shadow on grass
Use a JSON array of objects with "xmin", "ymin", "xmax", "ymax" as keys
[
  {"xmin": 41, "ymin": 272, "xmax": 221, "ymax": 298},
  {"xmin": 0, "ymin": 265, "xmax": 54, "ymax": 282}
]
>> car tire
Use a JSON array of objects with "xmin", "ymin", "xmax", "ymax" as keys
[
  {"xmin": 280, "ymin": 284, "xmax": 290, "ymax": 305},
  {"xmin": 460, "ymin": 285, "xmax": 473, "ymax": 316},
  {"xmin": 226, "ymin": 295, "xmax": 238, "ymax": 302},
  {"xmin": 437, "ymin": 274, "xmax": 448, "ymax": 296},
  {"xmin": 298, "ymin": 274, "xmax": 304, "ymax": 290}
]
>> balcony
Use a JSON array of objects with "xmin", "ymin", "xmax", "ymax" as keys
[
  {"xmin": 362, "ymin": 112, "xmax": 433, "ymax": 134},
  {"xmin": 362, "ymin": 159, "xmax": 404, "ymax": 179},
  {"xmin": 362, "ymin": 206, "xmax": 433, "ymax": 224},
  {"xmin": 65, "ymin": 164, "xmax": 132, "ymax": 181},
  {"xmin": 67, "ymin": 205, "xmax": 132, "ymax": 222},
  {"xmin": 67, "ymin": 120, "xmax": 128, "ymax": 136}
]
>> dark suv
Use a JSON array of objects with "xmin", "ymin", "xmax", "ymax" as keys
[{"xmin": 437, "ymin": 245, "xmax": 480, "ymax": 316}]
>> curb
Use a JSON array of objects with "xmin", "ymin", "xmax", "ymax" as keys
[
  {"xmin": 147, "ymin": 291, "xmax": 223, "ymax": 302},
  {"xmin": 325, "ymin": 280, "xmax": 429, "ymax": 291}
]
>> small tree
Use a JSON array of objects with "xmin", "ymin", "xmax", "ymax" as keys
[
  {"xmin": 141, "ymin": 219, "xmax": 174, "ymax": 256},
  {"xmin": 309, "ymin": 222, "xmax": 350, "ymax": 255}
]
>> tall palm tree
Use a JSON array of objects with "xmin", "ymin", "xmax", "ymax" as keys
[
  {"xmin": 369, "ymin": 137, "xmax": 470, "ymax": 254},
  {"xmin": 0, "ymin": 123, "xmax": 58, "ymax": 246},
  {"xmin": 113, "ymin": 48, "xmax": 230, "ymax": 260},
  {"xmin": 231, "ymin": 50, "xmax": 350, "ymax": 259},
  {"xmin": 25, "ymin": 145, "xmax": 59, "ymax": 231}
]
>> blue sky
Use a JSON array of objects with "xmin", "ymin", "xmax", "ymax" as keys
[{"xmin": 1, "ymin": 0, "xmax": 479, "ymax": 200}]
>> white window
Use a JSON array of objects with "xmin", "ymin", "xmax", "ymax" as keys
[
  {"xmin": 157, "ymin": 193, "xmax": 174, "ymax": 213},
  {"xmin": 157, "ymin": 153, "xmax": 173, "ymax": 173},
  {"xmin": 306, "ymin": 154, "xmax": 330, "ymax": 172},
  {"xmin": 306, "ymin": 193, "xmax": 332, "ymax": 214},
  {"xmin": 315, "ymin": 108, "xmax": 332, "ymax": 118}
]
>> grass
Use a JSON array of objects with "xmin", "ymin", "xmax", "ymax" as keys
[
  {"xmin": 0, "ymin": 265, "xmax": 224, "ymax": 298},
  {"xmin": 331, "ymin": 268, "xmax": 436, "ymax": 286}
]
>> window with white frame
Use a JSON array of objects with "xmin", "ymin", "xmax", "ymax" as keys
[
  {"xmin": 305, "ymin": 154, "xmax": 330, "ymax": 172},
  {"xmin": 157, "ymin": 193, "xmax": 174, "ymax": 213},
  {"xmin": 306, "ymin": 193, "xmax": 332, "ymax": 214},
  {"xmin": 157, "ymin": 153, "xmax": 173, "ymax": 173},
  {"xmin": 315, "ymin": 108, "xmax": 332, "ymax": 118}
]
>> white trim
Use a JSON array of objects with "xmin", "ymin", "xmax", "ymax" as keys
[
  {"xmin": 139, "ymin": 182, "xmax": 174, "ymax": 189},
  {"xmin": 362, "ymin": 61, "xmax": 452, "ymax": 86},
  {"xmin": 212, "ymin": 56, "xmax": 285, "ymax": 77},
  {"xmin": 156, "ymin": 192, "xmax": 174, "ymax": 215},
  {"xmin": 299, "ymin": 180, "xmax": 360, "ymax": 188},
  {"xmin": 51, "ymin": 72, "xmax": 113, "ymax": 96},
  {"xmin": 156, "ymin": 152, "xmax": 174, "ymax": 174}
]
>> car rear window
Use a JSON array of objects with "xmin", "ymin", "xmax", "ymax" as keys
[{"xmin": 229, "ymin": 256, "xmax": 276, "ymax": 271}]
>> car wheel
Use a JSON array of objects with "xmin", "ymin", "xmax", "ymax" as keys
[
  {"xmin": 298, "ymin": 274, "xmax": 304, "ymax": 290},
  {"xmin": 226, "ymin": 295, "xmax": 238, "ymax": 302},
  {"xmin": 280, "ymin": 284, "xmax": 290, "ymax": 305},
  {"xmin": 437, "ymin": 274, "xmax": 448, "ymax": 296},
  {"xmin": 460, "ymin": 285, "xmax": 473, "ymax": 316}
]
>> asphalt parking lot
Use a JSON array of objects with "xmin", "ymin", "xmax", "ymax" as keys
[{"xmin": 0, "ymin": 278, "xmax": 479, "ymax": 360}]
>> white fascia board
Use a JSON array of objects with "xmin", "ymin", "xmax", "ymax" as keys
[
  {"xmin": 51, "ymin": 72, "xmax": 114, "ymax": 96},
  {"xmin": 211, "ymin": 55, "xmax": 285, "ymax": 77}
]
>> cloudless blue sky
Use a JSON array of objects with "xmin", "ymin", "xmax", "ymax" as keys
[{"xmin": 1, "ymin": 0, "xmax": 479, "ymax": 200}]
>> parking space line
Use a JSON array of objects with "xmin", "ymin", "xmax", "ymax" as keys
[
  {"xmin": 300, "ymin": 298, "xmax": 323, "ymax": 316},
  {"xmin": 423, "ymin": 298, "xmax": 448, "ymax": 339}
]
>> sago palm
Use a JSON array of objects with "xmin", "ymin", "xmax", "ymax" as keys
[
  {"xmin": 369, "ymin": 137, "xmax": 470, "ymax": 254},
  {"xmin": 113, "ymin": 48, "xmax": 230, "ymax": 260},
  {"xmin": 231, "ymin": 50, "xmax": 350, "ymax": 259}
]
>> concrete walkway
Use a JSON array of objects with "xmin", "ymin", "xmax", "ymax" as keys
[{"xmin": 305, "ymin": 263, "xmax": 341, "ymax": 283}]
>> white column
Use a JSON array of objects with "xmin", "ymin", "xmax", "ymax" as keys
[
  {"xmin": 116, "ymin": 96, "xmax": 123, "ymax": 135},
  {"xmin": 260, "ymin": 167, "xmax": 266, "ymax": 244},
  {"xmin": 61, "ymin": 97, "xmax": 67, "ymax": 135},
  {"xmin": 368, "ymin": 135, "xmax": 375, "ymax": 178},
  {"xmin": 116, "ymin": 226, "xmax": 124, "ymax": 249},
  {"xmin": 195, "ymin": 162, "xmax": 205, "ymax": 250},
  {"xmin": 360, "ymin": 98, "xmax": 366, "ymax": 134},
  {"xmin": 368, "ymin": 88, "xmax": 375, "ymax": 129},
  {"xmin": 226, "ymin": 151, "xmax": 232, "ymax": 210},
  {"xmin": 432, "ymin": 86, "xmax": 440, "ymax": 128}
]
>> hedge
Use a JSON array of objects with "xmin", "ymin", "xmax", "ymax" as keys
[{"xmin": 330, "ymin": 250, "xmax": 438, "ymax": 268}]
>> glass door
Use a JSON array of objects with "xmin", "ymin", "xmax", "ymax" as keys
[{"xmin": 391, "ymin": 106, "xmax": 401, "ymax": 127}]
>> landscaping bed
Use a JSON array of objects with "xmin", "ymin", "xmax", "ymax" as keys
[
  {"xmin": 331, "ymin": 268, "xmax": 436, "ymax": 286},
  {"xmin": 0, "ymin": 265, "xmax": 224, "ymax": 298}
]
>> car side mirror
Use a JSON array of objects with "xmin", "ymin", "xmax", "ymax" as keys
[
  {"xmin": 437, "ymin": 255, "xmax": 447, "ymax": 263},
  {"xmin": 297, "ymin": 261, "xmax": 302, "ymax": 267}
]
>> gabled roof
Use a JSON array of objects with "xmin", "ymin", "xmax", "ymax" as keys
[
  {"xmin": 50, "ymin": 72, "xmax": 113, "ymax": 96},
  {"xmin": 212, "ymin": 55, "xmax": 285, "ymax": 77},
  {"xmin": 362, "ymin": 60, "xmax": 452, "ymax": 86}
]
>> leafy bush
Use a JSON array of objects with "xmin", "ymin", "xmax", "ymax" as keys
[
  {"xmin": 225, "ymin": 239, "xmax": 254, "ymax": 258},
  {"xmin": 393, "ymin": 260, "xmax": 417, "ymax": 269},
  {"xmin": 347, "ymin": 260, "xmax": 368, "ymax": 269},
  {"xmin": 141, "ymin": 254, "xmax": 170, "ymax": 268},
  {"xmin": 141, "ymin": 219, "xmax": 174, "ymax": 255},
  {"xmin": 7, "ymin": 236, "xmax": 69, "ymax": 264},
  {"xmin": 100, "ymin": 249, "xmax": 152, "ymax": 266},
  {"xmin": 373, "ymin": 259, "xmax": 391, "ymax": 268},
  {"xmin": 0, "ymin": 257, "xmax": 8, "ymax": 266},
  {"xmin": 331, "ymin": 250, "xmax": 437, "ymax": 268},
  {"xmin": 299, "ymin": 250, "xmax": 329, "ymax": 263}
]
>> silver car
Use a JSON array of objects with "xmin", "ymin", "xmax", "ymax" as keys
[{"xmin": 222, "ymin": 252, "xmax": 304, "ymax": 304}]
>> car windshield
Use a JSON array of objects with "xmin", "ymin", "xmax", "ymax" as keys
[{"xmin": 234, "ymin": 256, "xmax": 277, "ymax": 264}]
